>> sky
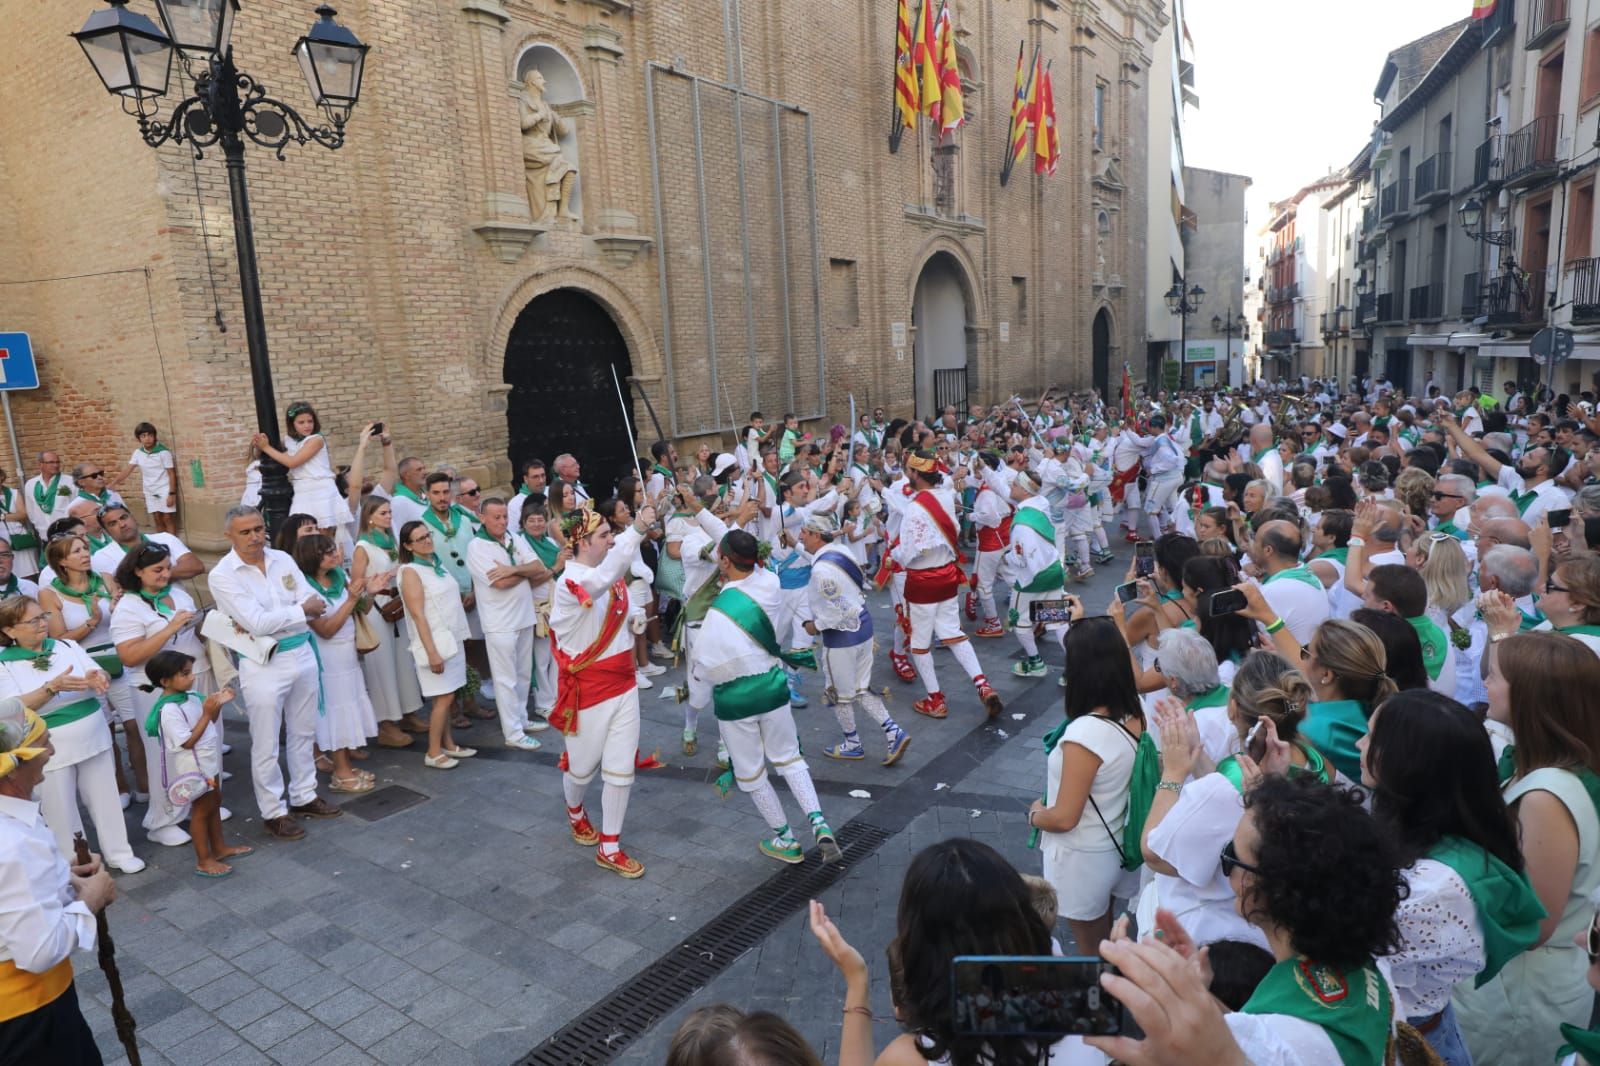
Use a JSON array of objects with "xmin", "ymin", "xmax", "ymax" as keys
[{"xmin": 1184, "ymin": 0, "xmax": 1476, "ymax": 239}]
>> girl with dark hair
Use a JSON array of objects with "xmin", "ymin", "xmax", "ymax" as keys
[
  {"xmin": 1030, "ymin": 613, "xmax": 1144, "ymax": 952},
  {"xmin": 293, "ymin": 534, "xmax": 377, "ymax": 794},
  {"xmin": 809, "ymin": 838, "xmax": 1103, "ymax": 1066},
  {"xmin": 253, "ymin": 402, "xmax": 345, "ymax": 532},
  {"xmin": 1457, "ymin": 633, "xmax": 1600, "ymax": 1063},
  {"xmin": 1349, "ymin": 608, "xmax": 1429, "ymax": 693},
  {"xmin": 1359, "ymin": 690, "xmax": 1544, "ymax": 1065},
  {"xmin": 1116, "ymin": 533, "xmax": 1200, "ymax": 650},
  {"xmin": 597, "ymin": 495, "xmax": 667, "ymax": 691}
]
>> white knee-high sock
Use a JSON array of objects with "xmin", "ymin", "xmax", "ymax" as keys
[
  {"xmin": 749, "ymin": 778, "xmax": 788, "ymax": 833},
  {"xmin": 948, "ymin": 638, "xmax": 983, "ymax": 681},
  {"xmin": 1016, "ymin": 625, "xmax": 1040, "ymax": 658},
  {"xmin": 562, "ymin": 773, "xmax": 586, "ymax": 811},
  {"xmin": 1092, "ymin": 527, "xmax": 1109, "ymax": 551},
  {"xmin": 892, "ymin": 617, "xmax": 908, "ymax": 656},
  {"xmin": 911, "ymin": 650, "xmax": 939, "ymax": 693},
  {"xmin": 600, "ymin": 782, "xmax": 630, "ymax": 854},
  {"xmin": 780, "ymin": 764, "xmax": 823, "ymax": 817},
  {"xmin": 833, "ymin": 702, "xmax": 858, "ymax": 734},
  {"xmin": 1070, "ymin": 534, "xmax": 1090, "ymax": 565},
  {"xmin": 857, "ymin": 691, "xmax": 892, "ymax": 727}
]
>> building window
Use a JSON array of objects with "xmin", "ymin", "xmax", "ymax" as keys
[
  {"xmin": 1012, "ymin": 277, "xmax": 1028, "ymax": 324},
  {"xmin": 1570, "ymin": 180, "xmax": 1595, "ymax": 262},
  {"xmin": 1093, "ymin": 82, "xmax": 1106, "ymax": 151},
  {"xmin": 829, "ymin": 258, "xmax": 860, "ymax": 326},
  {"xmin": 1583, "ymin": 26, "xmax": 1600, "ymax": 108}
]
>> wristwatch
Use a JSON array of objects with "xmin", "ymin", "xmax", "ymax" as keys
[{"xmin": 1156, "ymin": 780, "xmax": 1183, "ymax": 795}]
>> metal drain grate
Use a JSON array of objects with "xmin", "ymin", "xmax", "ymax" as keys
[
  {"xmin": 337, "ymin": 785, "xmax": 430, "ymax": 822},
  {"xmin": 518, "ymin": 820, "xmax": 894, "ymax": 1065}
]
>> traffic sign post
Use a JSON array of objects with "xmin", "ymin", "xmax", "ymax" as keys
[
  {"xmin": 1530, "ymin": 327, "xmax": 1576, "ymax": 407},
  {"xmin": 0, "ymin": 332, "xmax": 40, "ymax": 485}
]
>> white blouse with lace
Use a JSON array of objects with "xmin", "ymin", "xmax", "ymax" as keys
[{"xmin": 1382, "ymin": 858, "xmax": 1484, "ymax": 1018}]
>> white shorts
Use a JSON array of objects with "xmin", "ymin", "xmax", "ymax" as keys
[
  {"xmin": 145, "ymin": 491, "xmax": 176, "ymax": 515},
  {"xmin": 718, "ymin": 706, "xmax": 805, "ymax": 792},
  {"xmin": 819, "ymin": 640, "xmax": 874, "ymax": 701},
  {"xmin": 1043, "ymin": 841, "xmax": 1141, "ymax": 921},
  {"xmin": 562, "ymin": 689, "xmax": 641, "ymax": 788},
  {"xmin": 908, "ymin": 597, "xmax": 965, "ymax": 652}
]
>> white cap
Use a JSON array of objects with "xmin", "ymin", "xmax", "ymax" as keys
[{"xmin": 711, "ymin": 453, "xmax": 738, "ymax": 478}]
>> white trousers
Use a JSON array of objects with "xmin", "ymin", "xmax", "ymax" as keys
[
  {"xmin": 563, "ymin": 689, "xmax": 640, "ymax": 789},
  {"xmin": 819, "ymin": 640, "xmax": 874, "ymax": 701},
  {"xmin": 532, "ymin": 632, "xmax": 555, "ymax": 714},
  {"xmin": 241, "ymin": 643, "xmax": 320, "ymax": 820},
  {"xmin": 718, "ymin": 706, "xmax": 806, "ymax": 792},
  {"xmin": 975, "ymin": 549, "xmax": 1004, "ymax": 621},
  {"xmin": 1144, "ymin": 473, "xmax": 1183, "ymax": 518},
  {"xmin": 908, "ymin": 596, "xmax": 965, "ymax": 652},
  {"xmin": 41, "ymin": 746, "xmax": 137, "ymax": 866},
  {"xmin": 684, "ymin": 623, "xmax": 713, "ymax": 711},
  {"xmin": 484, "ymin": 627, "xmax": 534, "ymax": 741}
]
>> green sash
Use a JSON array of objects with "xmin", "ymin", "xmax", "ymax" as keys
[
  {"xmin": 1264, "ymin": 565, "xmax": 1324, "ymax": 591},
  {"xmin": 1187, "ymin": 684, "xmax": 1231, "ymax": 710},
  {"xmin": 421, "ymin": 504, "xmax": 476, "ymax": 540},
  {"xmin": 41, "ymin": 696, "xmax": 100, "ymax": 730},
  {"xmin": 1406, "ymin": 615, "xmax": 1448, "ymax": 681},
  {"xmin": 1217, "ymin": 740, "xmax": 1330, "ymax": 792},
  {"xmin": 1299, "ymin": 700, "xmax": 1368, "ymax": 781},
  {"xmin": 1426, "ymin": 835, "xmax": 1546, "ymax": 986},
  {"xmin": 144, "ymin": 690, "xmax": 199, "ymax": 738},
  {"xmin": 1557, "ymin": 1023, "xmax": 1600, "ymax": 1065},
  {"xmin": 1011, "ymin": 508, "xmax": 1065, "ymax": 593},
  {"xmin": 1241, "ymin": 957, "xmax": 1392, "ymax": 1066},
  {"xmin": 708, "ymin": 585, "xmax": 815, "ymax": 722},
  {"xmin": 30, "ymin": 475, "xmax": 61, "ymax": 514}
]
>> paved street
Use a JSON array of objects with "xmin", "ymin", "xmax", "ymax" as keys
[{"xmin": 75, "ymin": 544, "xmax": 1133, "ymax": 1065}]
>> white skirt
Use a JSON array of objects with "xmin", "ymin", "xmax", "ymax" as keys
[
  {"xmin": 360, "ymin": 614, "xmax": 423, "ymax": 721},
  {"xmin": 314, "ymin": 635, "xmax": 378, "ymax": 750},
  {"xmin": 289, "ymin": 476, "xmax": 348, "ymax": 530},
  {"xmin": 414, "ymin": 647, "xmax": 467, "ymax": 699},
  {"xmin": 1043, "ymin": 840, "xmax": 1140, "ymax": 921}
]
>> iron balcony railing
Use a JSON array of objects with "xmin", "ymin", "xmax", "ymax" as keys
[
  {"xmin": 1409, "ymin": 282, "xmax": 1445, "ymax": 320},
  {"xmin": 1461, "ymin": 272, "xmax": 1481, "ymax": 319},
  {"xmin": 1355, "ymin": 293, "xmax": 1376, "ymax": 328},
  {"xmin": 1504, "ymin": 115, "xmax": 1562, "ymax": 187},
  {"xmin": 1526, "ymin": 0, "xmax": 1570, "ymax": 50},
  {"xmin": 1377, "ymin": 291, "xmax": 1400, "ymax": 323},
  {"xmin": 1474, "ymin": 135, "xmax": 1503, "ymax": 189},
  {"xmin": 1265, "ymin": 328, "xmax": 1298, "ymax": 347},
  {"xmin": 1571, "ymin": 257, "xmax": 1600, "ymax": 324},
  {"xmin": 1362, "ymin": 202, "xmax": 1377, "ymax": 235},
  {"xmin": 1481, "ymin": 270, "xmax": 1548, "ymax": 327},
  {"xmin": 1379, "ymin": 182, "xmax": 1398, "ymax": 221},
  {"xmin": 1414, "ymin": 153, "xmax": 1451, "ymax": 204}
]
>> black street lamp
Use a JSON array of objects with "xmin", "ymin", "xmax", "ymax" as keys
[
  {"xmin": 1458, "ymin": 196, "xmax": 1516, "ymax": 248},
  {"xmin": 1165, "ymin": 283, "xmax": 1205, "ymax": 386},
  {"xmin": 73, "ymin": 0, "xmax": 369, "ymax": 534},
  {"xmin": 1212, "ymin": 309, "xmax": 1243, "ymax": 386}
]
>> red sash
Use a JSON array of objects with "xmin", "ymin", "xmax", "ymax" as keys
[
  {"xmin": 874, "ymin": 539, "xmax": 903, "ymax": 588},
  {"xmin": 914, "ymin": 491, "xmax": 965, "ymax": 562},
  {"xmin": 550, "ymin": 579, "xmax": 635, "ymax": 735},
  {"xmin": 1110, "ymin": 461, "xmax": 1141, "ymax": 504},
  {"xmin": 978, "ymin": 513, "xmax": 1013, "ymax": 553},
  {"xmin": 904, "ymin": 491, "xmax": 965, "ymax": 603}
]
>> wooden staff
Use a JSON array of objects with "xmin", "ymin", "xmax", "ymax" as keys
[{"xmin": 72, "ymin": 831, "xmax": 140, "ymax": 1066}]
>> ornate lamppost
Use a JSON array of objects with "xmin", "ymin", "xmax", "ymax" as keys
[{"xmin": 1165, "ymin": 283, "xmax": 1206, "ymax": 388}]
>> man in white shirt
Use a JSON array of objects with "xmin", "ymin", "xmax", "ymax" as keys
[
  {"xmin": 553, "ymin": 453, "xmax": 589, "ymax": 505},
  {"xmin": 22, "ymin": 453, "xmax": 76, "ymax": 539},
  {"xmin": 389, "ymin": 457, "xmax": 429, "ymax": 533},
  {"xmin": 0, "ymin": 703, "xmax": 117, "ymax": 1064},
  {"xmin": 1253, "ymin": 520, "xmax": 1330, "ymax": 645},
  {"xmin": 91, "ymin": 504, "xmax": 203, "ymax": 581},
  {"xmin": 207, "ymin": 505, "xmax": 339, "ymax": 840},
  {"xmin": 1243, "ymin": 423, "xmax": 1285, "ymax": 497},
  {"xmin": 506, "ymin": 458, "xmax": 548, "ymax": 531},
  {"xmin": 467, "ymin": 498, "xmax": 547, "ymax": 752},
  {"xmin": 1441, "ymin": 414, "xmax": 1569, "ymax": 526}
]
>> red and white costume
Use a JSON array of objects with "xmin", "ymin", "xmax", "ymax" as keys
[{"xmin": 968, "ymin": 464, "xmax": 1013, "ymax": 633}]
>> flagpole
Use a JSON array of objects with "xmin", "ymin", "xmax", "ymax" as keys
[
  {"xmin": 892, "ymin": 0, "xmax": 926, "ymax": 154},
  {"xmin": 1001, "ymin": 42, "xmax": 1040, "ymax": 187}
]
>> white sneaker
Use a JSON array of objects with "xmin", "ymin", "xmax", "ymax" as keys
[
  {"xmin": 147, "ymin": 825, "xmax": 191, "ymax": 847},
  {"xmin": 524, "ymin": 719, "xmax": 550, "ymax": 733},
  {"xmin": 131, "ymin": 789, "xmax": 149, "ymax": 803},
  {"xmin": 478, "ymin": 678, "xmax": 497, "ymax": 701},
  {"xmin": 107, "ymin": 856, "xmax": 147, "ymax": 874},
  {"xmin": 635, "ymin": 671, "xmax": 654, "ymax": 690},
  {"xmin": 639, "ymin": 662, "xmax": 667, "ymax": 677},
  {"xmin": 119, "ymin": 792, "xmax": 130, "ymax": 810},
  {"xmin": 221, "ymin": 742, "xmax": 232, "ymax": 755},
  {"xmin": 505, "ymin": 734, "xmax": 542, "ymax": 752},
  {"xmin": 220, "ymin": 771, "xmax": 232, "ymax": 781},
  {"xmin": 649, "ymin": 642, "xmax": 674, "ymax": 661}
]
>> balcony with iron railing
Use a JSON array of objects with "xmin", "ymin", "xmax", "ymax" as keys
[
  {"xmin": 1414, "ymin": 153, "xmax": 1451, "ymax": 205},
  {"xmin": 1264, "ymin": 328, "xmax": 1298, "ymax": 348},
  {"xmin": 1526, "ymin": 0, "xmax": 1570, "ymax": 50},
  {"xmin": 1409, "ymin": 282, "xmax": 1445, "ymax": 321},
  {"xmin": 1481, "ymin": 270, "xmax": 1548, "ymax": 328},
  {"xmin": 1461, "ymin": 272, "xmax": 1481, "ymax": 319},
  {"xmin": 1474, "ymin": 135, "xmax": 1503, "ymax": 189},
  {"xmin": 1504, "ymin": 115, "xmax": 1562, "ymax": 188},
  {"xmin": 1377, "ymin": 291, "xmax": 1401, "ymax": 323},
  {"xmin": 1378, "ymin": 182, "xmax": 1398, "ymax": 222},
  {"xmin": 1362, "ymin": 202, "xmax": 1377, "ymax": 234},
  {"xmin": 1355, "ymin": 293, "xmax": 1376, "ymax": 328},
  {"xmin": 1571, "ymin": 257, "xmax": 1600, "ymax": 324}
]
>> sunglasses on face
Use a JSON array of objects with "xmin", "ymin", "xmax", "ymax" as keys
[
  {"xmin": 1220, "ymin": 839, "xmax": 1260, "ymax": 877},
  {"xmin": 459, "ymin": 488, "xmax": 480, "ymax": 497},
  {"xmin": 1431, "ymin": 492, "xmax": 1464, "ymax": 501},
  {"xmin": 80, "ymin": 471, "xmax": 104, "ymax": 480}
]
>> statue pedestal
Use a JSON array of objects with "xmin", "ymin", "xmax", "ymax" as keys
[{"xmin": 474, "ymin": 219, "xmax": 546, "ymax": 263}]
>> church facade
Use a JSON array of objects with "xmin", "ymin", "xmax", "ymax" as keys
[{"xmin": 0, "ymin": 0, "xmax": 1164, "ymax": 541}]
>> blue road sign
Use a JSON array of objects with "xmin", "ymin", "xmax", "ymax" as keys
[{"xmin": 0, "ymin": 333, "xmax": 40, "ymax": 391}]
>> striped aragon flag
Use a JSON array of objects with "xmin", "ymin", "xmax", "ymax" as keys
[
  {"xmin": 936, "ymin": 2, "xmax": 965, "ymax": 134},
  {"xmin": 1471, "ymin": 0, "xmax": 1497, "ymax": 18},
  {"xmin": 1033, "ymin": 60, "xmax": 1059, "ymax": 176},
  {"xmin": 915, "ymin": 0, "xmax": 942, "ymax": 129},
  {"xmin": 893, "ymin": 0, "xmax": 919, "ymax": 137},
  {"xmin": 1001, "ymin": 42, "xmax": 1039, "ymax": 186}
]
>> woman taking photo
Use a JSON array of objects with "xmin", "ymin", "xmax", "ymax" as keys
[
  {"xmin": 1296, "ymin": 617, "xmax": 1398, "ymax": 782},
  {"xmin": 1357, "ymin": 689, "xmax": 1545, "ymax": 1066},
  {"xmin": 1029, "ymin": 610, "xmax": 1143, "ymax": 952},
  {"xmin": 252, "ymin": 401, "xmax": 346, "ymax": 533},
  {"xmin": 110, "ymin": 540, "xmax": 211, "ymax": 849},
  {"xmin": 397, "ymin": 520, "xmax": 476, "ymax": 770},
  {"xmin": 1456, "ymin": 632, "xmax": 1600, "ymax": 1063},
  {"xmin": 0, "ymin": 595, "xmax": 142, "ymax": 872},
  {"xmin": 1116, "ymin": 534, "xmax": 1201, "ymax": 651},
  {"xmin": 351, "ymin": 496, "xmax": 424, "ymax": 747},
  {"xmin": 294, "ymin": 535, "xmax": 378, "ymax": 794}
]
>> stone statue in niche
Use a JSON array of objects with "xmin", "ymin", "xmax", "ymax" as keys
[{"xmin": 520, "ymin": 69, "xmax": 579, "ymax": 223}]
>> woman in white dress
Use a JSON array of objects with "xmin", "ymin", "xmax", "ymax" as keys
[
  {"xmin": 37, "ymin": 536, "xmax": 139, "ymax": 797},
  {"xmin": 0, "ymin": 594, "xmax": 143, "ymax": 872},
  {"xmin": 252, "ymin": 401, "xmax": 345, "ymax": 532},
  {"xmin": 1030, "ymin": 612, "xmax": 1144, "ymax": 954},
  {"xmin": 109, "ymin": 540, "xmax": 214, "ymax": 848},
  {"xmin": 350, "ymin": 496, "xmax": 423, "ymax": 748},
  {"xmin": 398, "ymin": 519, "xmax": 475, "ymax": 770},
  {"xmin": 294, "ymin": 534, "xmax": 378, "ymax": 794}
]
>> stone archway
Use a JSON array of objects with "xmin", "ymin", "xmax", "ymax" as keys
[
  {"xmin": 504, "ymin": 289, "xmax": 637, "ymax": 497},
  {"xmin": 912, "ymin": 251, "xmax": 976, "ymax": 417},
  {"xmin": 1093, "ymin": 307, "xmax": 1114, "ymax": 402}
]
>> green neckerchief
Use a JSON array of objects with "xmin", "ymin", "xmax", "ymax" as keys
[
  {"xmin": 708, "ymin": 585, "xmax": 816, "ymax": 671},
  {"xmin": 140, "ymin": 443, "xmax": 170, "ymax": 455},
  {"xmin": 31, "ymin": 475, "xmax": 61, "ymax": 513},
  {"xmin": 474, "ymin": 525, "xmax": 516, "ymax": 566},
  {"xmin": 1558, "ymin": 624, "xmax": 1600, "ymax": 639},
  {"xmin": 1186, "ymin": 683, "xmax": 1231, "ymax": 710},
  {"xmin": 76, "ymin": 488, "xmax": 109, "ymax": 507},
  {"xmin": 1251, "ymin": 443, "xmax": 1277, "ymax": 464},
  {"xmin": 1406, "ymin": 615, "xmax": 1448, "ymax": 681},
  {"xmin": 1521, "ymin": 605, "xmax": 1547, "ymax": 631},
  {"xmin": 1189, "ymin": 410, "xmax": 1203, "ymax": 447},
  {"xmin": 1316, "ymin": 547, "xmax": 1349, "ymax": 566},
  {"xmin": 0, "ymin": 638, "xmax": 55, "ymax": 670},
  {"xmin": 0, "ymin": 574, "xmax": 16, "ymax": 598},
  {"xmin": 139, "ymin": 588, "xmax": 174, "ymax": 617},
  {"xmin": 410, "ymin": 552, "xmax": 446, "ymax": 579},
  {"xmin": 1299, "ymin": 700, "xmax": 1368, "ymax": 781},
  {"xmin": 1373, "ymin": 415, "xmax": 1392, "ymax": 429},
  {"xmin": 1435, "ymin": 519, "xmax": 1467, "ymax": 540},
  {"xmin": 1497, "ymin": 744, "xmax": 1518, "ymax": 785},
  {"xmin": 651, "ymin": 463, "xmax": 675, "ymax": 481},
  {"xmin": 1263, "ymin": 564, "xmax": 1323, "ymax": 591},
  {"xmin": 1241, "ymin": 957, "xmax": 1392, "ymax": 1066},
  {"xmin": 51, "ymin": 574, "xmax": 109, "ymax": 606},
  {"xmin": 1425, "ymin": 834, "xmax": 1546, "ymax": 987},
  {"xmin": 522, "ymin": 532, "xmax": 561, "ymax": 569},
  {"xmin": 1558, "ymin": 1023, "xmax": 1600, "ymax": 1065},
  {"xmin": 306, "ymin": 568, "xmax": 347, "ymax": 601},
  {"xmin": 393, "ymin": 483, "xmax": 425, "ymax": 505},
  {"xmin": 359, "ymin": 528, "xmax": 397, "ymax": 561},
  {"xmin": 1511, "ymin": 487, "xmax": 1539, "ymax": 515},
  {"xmin": 144, "ymin": 689, "xmax": 199, "ymax": 738},
  {"xmin": 1218, "ymin": 740, "xmax": 1330, "ymax": 792},
  {"xmin": 421, "ymin": 503, "xmax": 475, "ymax": 541},
  {"xmin": 88, "ymin": 531, "xmax": 111, "ymax": 553}
]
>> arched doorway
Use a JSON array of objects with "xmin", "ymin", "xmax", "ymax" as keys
[
  {"xmin": 913, "ymin": 252, "xmax": 973, "ymax": 417},
  {"xmin": 504, "ymin": 289, "xmax": 636, "ymax": 496},
  {"xmin": 1092, "ymin": 308, "xmax": 1113, "ymax": 402}
]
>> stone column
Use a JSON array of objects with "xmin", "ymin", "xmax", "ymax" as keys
[
  {"xmin": 579, "ymin": 1, "xmax": 651, "ymax": 264},
  {"xmin": 463, "ymin": 0, "xmax": 539, "ymax": 262}
]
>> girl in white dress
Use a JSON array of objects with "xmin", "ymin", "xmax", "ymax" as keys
[
  {"xmin": 398, "ymin": 519, "xmax": 476, "ymax": 770},
  {"xmin": 350, "ymin": 497, "xmax": 423, "ymax": 748},
  {"xmin": 253, "ymin": 401, "xmax": 345, "ymax": 531},
  {"xmin": 294, "ymin": 534, "xmax": 378, "ymax": 793},
  {"xmin": 0, "ymin": 595, "xmax": 142, "ymax": 873},
  {"xmin": 109, "ymin": 540, "xmax": 214, "ymax": 848}
]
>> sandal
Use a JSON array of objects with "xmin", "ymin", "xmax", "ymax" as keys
[
  {"xmin": 349, "ymin": 748, "xmax": 370, "ymax": 761},
  {"xmin": 315, "ymin": 755, "xmax": 334, "ymax": 774},
  {"xmin": 329, "ymin": 774, "xmax": 376, "ymax": 794}
]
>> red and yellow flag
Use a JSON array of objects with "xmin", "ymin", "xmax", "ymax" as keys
[
  {"xmin": 1003, "ymin": 43, "xmax": 1039, "ymax": 184},
  {"xmin": 894, "ymin": 0, "xmax": 920, "ymax": 132},
  {"xmin": 915, "ymin": 0, "xmax": 942, "ymax": 128},
  {"xmin": 936, "ymin": 3, "xmax": 964, "ymax": 134},
  {"xmin": 1033, "ymin": 60, "xmax": 1059, "ymax": 176},
  {"xmin": 1470, "ymin": 0, "xmax": 1497, "ymax": 19}
]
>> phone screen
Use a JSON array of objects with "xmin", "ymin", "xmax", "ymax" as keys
[
  {"xmin": 1209, "ymin": 588, "xmax": 1248, "ymax": 616},
  {"xmin": 1115, "ymin": 581, "xmax": 1139, "ymax": 604},
  {"xmin": 951, "ymin": 956, "xmax": 1123, "ymax": 1038},
  {"xmin": 1549, "ymin": 508, "xmax": 1572, "ymax": 530},
  {"xmin": 1134, "ymin": 540, "xmax": 1156, "ymax": 578}
]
